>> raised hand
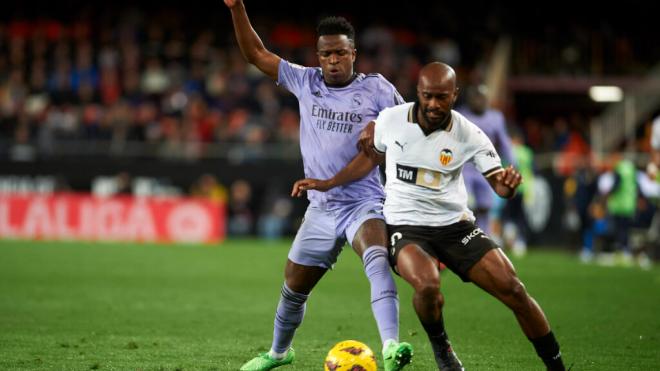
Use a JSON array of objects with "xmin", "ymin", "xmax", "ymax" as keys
[
  {"xmin": 291, "ymin": 178, "xmax": 332, "ymax": 197},
  {"xmin": 496, "ymin": 165, "xmax": 523, "ymax": 189}
]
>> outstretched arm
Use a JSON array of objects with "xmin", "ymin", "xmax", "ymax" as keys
[
  {"xmin": 486, "ymin": 165, "xmax": 522, "ymax": 199},
  {"xmin": 291, "ymin": 151, "xmax": 383, "ymax": 197},
  {"xmin": 224, "ymin": 0, "xmax": 280, "ymax": 80}
]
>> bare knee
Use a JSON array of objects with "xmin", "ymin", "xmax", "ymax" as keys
[
  {"xmin": 498, "ymin": 278, "xmax": 531, "ymax": 310},
  {"xmin": 284, "ymin": 260, "xmax": 326, "ymax": 294},
  {"xmin": 414, "ymin": 282, "xmax": 444, "ymax": 308}
]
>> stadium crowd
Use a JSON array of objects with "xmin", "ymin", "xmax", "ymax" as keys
[
  {"xmin": 1, "ymin": 3, "xmax": 657, "ymax": 161},
  {"xmin": 1, "ymin": 3, "xmax": 658, "ymax": 261}
]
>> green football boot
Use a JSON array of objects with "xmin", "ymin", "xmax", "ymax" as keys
[
  {"xmin": 239, "ymin": 348, "xmax": 295, "ymax": 371},
  {"xmin": 382, "ymin": 341, "xmax": 413, "ymax": 371}
]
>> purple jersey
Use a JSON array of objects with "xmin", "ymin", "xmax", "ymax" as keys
[
  {"xmin": 457, "ymin": 106, "xmax": 515, "ymax": 209},
  {"xmin": 278, "ymin": 59, "xmax": 404, "ymax": 207},
  {"xmin": 456, "ymin": 107, "xmax": 515, "ymax": 165}
]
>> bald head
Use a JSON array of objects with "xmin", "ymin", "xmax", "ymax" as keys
[
  {"xmin": 418, "ymin": 62, "xmax": 457, "ymax": 92},
  {"xmin": 416, "ymin": 62, "xmax": 459, "ymax": 131}
]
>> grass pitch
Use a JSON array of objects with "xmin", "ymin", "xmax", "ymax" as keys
[{"xmin": 0, "ymin": 239, "xmax": 659, "ymax": 370}]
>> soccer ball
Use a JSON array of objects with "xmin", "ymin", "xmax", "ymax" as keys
[{"xmin": 324, "ymin": 340, "xmax": 377, "ymax": 371}]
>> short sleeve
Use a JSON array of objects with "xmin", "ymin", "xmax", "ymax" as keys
[
  {"xmin": 471, "ymin": 130, "xmax": 503, "ymax": 177},
  {"xmin": 376, "ymin": 76, "xmax": 405, "ymax": 111},
  {"xmin": 277, "ymin": 59, "xmax": 310, "ymax": 97},
  {"xmin": 373, "ymin": 111, "xmax": 388, "ymax": 154}
]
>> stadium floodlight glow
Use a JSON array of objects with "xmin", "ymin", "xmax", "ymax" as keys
[{"xmin": 589, "ymin": 86, "xmax": 623, "ymax": 102}]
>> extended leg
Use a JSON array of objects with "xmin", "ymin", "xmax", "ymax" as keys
[
  {"xmin": 467, "ymin": 248, "xmax": 565, "ymax": 371},
  {"xmin": 240, "ymin": 260, "xmax": 325, "ymax": 371},
  {"xmin": 352, "ymin": 218, "xmax": 412, "ymax": 371},
  {"xmin": 396, "ymin": 244, "xmax": 463, "ymax": 371}
]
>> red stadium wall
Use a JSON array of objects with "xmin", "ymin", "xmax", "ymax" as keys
[{"xmin": 0, "ymin": 193, "xmax": 225, "ymax": 244}]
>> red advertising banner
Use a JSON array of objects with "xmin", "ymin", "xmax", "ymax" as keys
[{"xmin": 0, "ymin": 193, "xmax": 225, "ymax": 243}]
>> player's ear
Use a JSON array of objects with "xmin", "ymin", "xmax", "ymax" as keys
[
  {"xmin": 452, "ymin": 87, "xmax": 460, "ymax": 104},
  {"xmin": 351, "ymin": 48, "xmax": 356, "ymax": 62}
]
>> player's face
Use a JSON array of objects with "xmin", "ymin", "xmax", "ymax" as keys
[
  {"xmin": 417, "ymin": 77, "xmax": 458, "ymax": 129},
  {"xmin": 317, "ymin": 35, "xmax": 356, "ymax": 85}
]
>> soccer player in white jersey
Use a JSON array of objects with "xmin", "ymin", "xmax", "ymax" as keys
[
  {"xmin": 224, "ymin": 1, "xmax": 412, "ymax": 370},
  {"xmin": 293, "ymin": 62, "xmax": 566, "ymax": 371}
]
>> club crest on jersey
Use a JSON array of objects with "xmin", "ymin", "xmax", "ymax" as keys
[
  {"xmin": 351, "ymin": 93, "xmax": 363, "ymax": 108},
  {"xmin": 439, "ymin": 148, "xmax": 453, "ymax": 166}
]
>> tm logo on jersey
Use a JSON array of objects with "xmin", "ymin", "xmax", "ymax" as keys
[
  {"xmin": 396, "ymin": 164, "xmax": 442, "ymax": 190},
  {"xmin": 439, "ymin": 148, "xmax": 453, "ymax": 166}
]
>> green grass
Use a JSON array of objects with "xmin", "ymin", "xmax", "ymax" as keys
[{"xmin": 0, "ymin": 240, "xmax": 659, "ymax": 370}]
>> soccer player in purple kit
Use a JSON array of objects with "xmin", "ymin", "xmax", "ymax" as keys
[
  {"xmin": 457, "ymin": 85, "xmax": 516, "ymax": 236},
  {"xmin": 223, "ymin": 1, "xmax": 413, "ymax": 370}
]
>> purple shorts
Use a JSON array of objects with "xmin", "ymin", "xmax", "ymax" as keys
[{"xmin": 288, "ymin": 199, "xmax": 385, "ymax": 269}]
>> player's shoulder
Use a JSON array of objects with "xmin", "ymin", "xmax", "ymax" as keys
[
  {"xmin": 302, "ymin": 66, "xmax": 324, "ymax": 86},
  {"xmin": 281, "ymin": 59, "xmax": 311, "ymax": 72},
  {"xmin": 279, "ymin": 59, "xmax": 320, "ymax": 84},
  {"xmin": 360, "ymin": 72, "xmax": 395, "ymax": 88},
  {"xmin": 363, "ymin": 72, "xmax": 386, "ymax": 80},
  {"xmin": 375, "ymin": 103, "xmax": 412, "ymax": 134},
  {"xmin": 451, "ymin": 110, "xmax": 473, "ymax": 130},
  {"xmin": 380, "ymin": 102, "xmax": 413, "ymax": 120},
  {"xmin": 451, "ymin": 110, "xmax": 487, "ymax": 141}
]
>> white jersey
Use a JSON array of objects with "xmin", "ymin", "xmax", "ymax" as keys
[{"xmin": 373, "ymin": 102, "xmax": 503, "ymax": 226}]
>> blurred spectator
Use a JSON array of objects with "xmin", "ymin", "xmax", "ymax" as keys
[
  {"xmin": 429, "ymin": 36, "xmax": 461, "ymax": 66},
  {"xmin": 0, "ymin": 3, "xmax": 654, "ymax": 164},
  {"xmin": 9, "ymin": 123, "xmax": 36, "ymax": 161},
  {"xmin": 587, "ymin": 195, "xmax": 611, "ymax": 258},
  {"xmin": 0, "ymin": 3, "xmax": 658, "ymax": 242},
  {"xmin": 227, "ymin": 179, "xmax": 254, "ymax": 236},
  {"xmin": 554, "ymin": 126, "xmax": 591, "ymax": 176},
  {"xmin": 115, "ymin": 171, "xmax": 133, "ymax": 195},
  {"xmin": 257, "ymin": 188, "xmax": 294, "ymax": 240},
  {"xmin": 501, "ymin": 128, "xmax": 533, "ymax": 257},
  {"xmin": 457, "ymin": 84, "xmax": 515, "ymax": 236},
  {"xmin": 564, "ymin": 155, "xmax": 598, "ymax": 262},
  {"xmin": 604, "ymin": 154, "xmax": 638, "ymax": 264},
  {"xmin": 141, "ymin": 57, "xmax": 170, "ymax": 95},
  {"xmin": 190, "ymin": 173, "xmax": 227, "ymax": 203}
]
